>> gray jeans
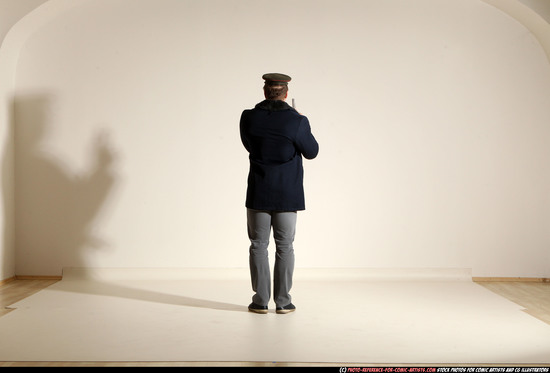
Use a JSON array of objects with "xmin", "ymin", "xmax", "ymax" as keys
[{"xmin": 247, "ymin": 209, "xmax": 297, "ymax": 307}]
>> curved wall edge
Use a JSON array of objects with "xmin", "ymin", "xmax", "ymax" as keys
[{"xmin": 483, "ymin": 0, "xmax": 550, "ymax": 64}]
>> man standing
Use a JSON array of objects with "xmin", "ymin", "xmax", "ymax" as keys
[{"xmin": 240, "ymin": 73, "xmax": 319, "ymax": 314}]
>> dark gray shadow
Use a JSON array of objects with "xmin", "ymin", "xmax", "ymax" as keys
[
  {"xmin": 53, "ymin": 279, "xmax": 248, "ymax": 313},
  {"xmin": 13, "ymin": 94, "xmax": 117, "ymax": 273},
  {"xmin": 11, "ymin": 94, "xmax": 246, "ymax": 312}
]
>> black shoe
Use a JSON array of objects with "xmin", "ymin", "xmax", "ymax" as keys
[
  {"xmin": 276, "ymin": 303, "xmax": 296, "ymax": 314},
  {"xmin": 248, "ymin": 302, "xmax": 268, "ymax": 314}
]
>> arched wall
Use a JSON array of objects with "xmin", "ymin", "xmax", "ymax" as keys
[{"xmin": 4, "ymin": 0, "xmax": 550, "ymax": 277}]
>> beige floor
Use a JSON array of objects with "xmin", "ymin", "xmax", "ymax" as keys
[{"xmin": 1, "ymin": 269, "xmax": 550, "ymax": 367}]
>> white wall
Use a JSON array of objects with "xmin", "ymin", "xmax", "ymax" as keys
[
  {"xmin": 9, "ymin": 0, "xmax": 550, "ymax": 277},
  {"xmin": 0, "ymin": 0, "xmax": 50, "ymax": 280},
  {"xmin": 0, "ymin": 44, "xmax": 14, "ymax": 281}
]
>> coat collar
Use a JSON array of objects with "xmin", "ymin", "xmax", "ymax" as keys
[{"xmin": 255, "ymin": 99, "xmax": 294, "ymax": 112}]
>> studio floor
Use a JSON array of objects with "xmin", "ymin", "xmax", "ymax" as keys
[{"xmin": 1, "ymin": 268, "xmax": 550, "ymax": 367}]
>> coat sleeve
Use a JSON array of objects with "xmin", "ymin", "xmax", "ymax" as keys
[
  {"xmin": 240, "ymin": 111, "xmax": 250, "ymax": 152},
  {"xmin": 295, "ymin": 117, "xmax": 319, "ymax": 160}
]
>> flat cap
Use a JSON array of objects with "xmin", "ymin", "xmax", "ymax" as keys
[{"xmin": 263, "ymin": 73, "xmax": 291, "ymax": 85}]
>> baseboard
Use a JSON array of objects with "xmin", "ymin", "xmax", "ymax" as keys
[
  {"xmin": 0, "ymin": 276, "xmax": 16, "ymax": 286},
  {"xmin": 59, "ymin": 267, "xmax": 475, "ymax": 282},
  {"xmin": 14, "ymin": 275, "xmax": 63, "ymax": 281},
  {"xmin": 473, "ymin": 277, "xmax": 550, "ymax": 282},
  {"xmin": 6, "ymin": 272, "xmax": 549, "ymax": 283}
]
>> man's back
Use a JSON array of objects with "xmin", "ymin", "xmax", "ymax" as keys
[{"xmin": 240, "ymin": 99, "xmax": 318, "ymax": 211}]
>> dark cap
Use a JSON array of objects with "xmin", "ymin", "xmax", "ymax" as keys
[{"xmin": 262, "ymin": 73, "xmax": 291, "ymax": 85}]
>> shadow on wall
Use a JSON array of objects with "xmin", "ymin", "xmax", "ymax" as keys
[
  {"xmin": 13, "ymin": 94, "xmax": 117, "ymax": 275},
  {"xmin": 10, "ymin": 95, "xmax": 248, "ymax": 310}
]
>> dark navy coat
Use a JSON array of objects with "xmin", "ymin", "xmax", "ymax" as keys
[{"xmin": 240, "ymin": 100, "xmax": 319, "ymax": 211}]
